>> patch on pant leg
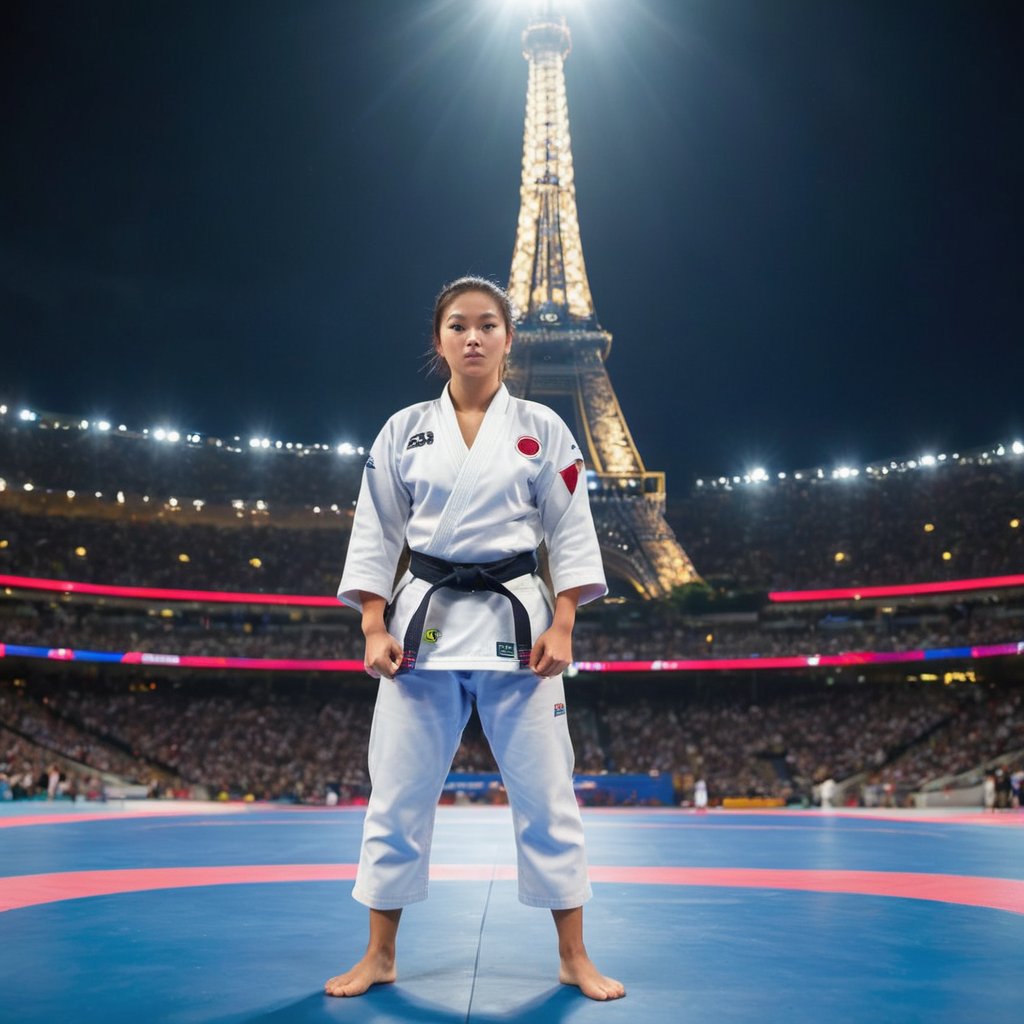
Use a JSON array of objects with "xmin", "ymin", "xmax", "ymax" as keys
[{"xmin": 553, "ymin": 702, "xmax": 566, "ymax": 717}]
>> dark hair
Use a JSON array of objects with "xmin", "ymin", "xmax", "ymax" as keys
[{"xmin": 427, "ymin": 276, "xmax": 517, "ymax": 380}]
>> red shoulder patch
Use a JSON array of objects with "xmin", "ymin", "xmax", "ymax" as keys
[{"xmin": 559, "ymin": 461, "xmax": 580, "ymax": 494}]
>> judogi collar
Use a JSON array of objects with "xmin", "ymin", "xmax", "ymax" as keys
[{"xmin": 428, "ymin": 383, "xmax": 511, "ymax": 555}]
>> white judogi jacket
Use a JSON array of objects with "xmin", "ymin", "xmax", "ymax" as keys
[{"xmin": 338, "ymin": 384, "xmax": 607, "ymax": 671}]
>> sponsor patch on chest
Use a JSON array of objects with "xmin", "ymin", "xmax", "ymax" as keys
[
  {"xmin": 496, "ymin": 641, "xmax": 516, "ymax": 659},
  {"xmin": 406, "ymin": 431, "xmax": 434, "ymax": 449},
  {"xmin": 553, "ymin": 702, "xmax": 566, "ymax": 718}
]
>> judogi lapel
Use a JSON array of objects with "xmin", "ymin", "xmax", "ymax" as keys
[{"xmin": 426, "ymin": 383, "xmax": 510, "ymax": 557}]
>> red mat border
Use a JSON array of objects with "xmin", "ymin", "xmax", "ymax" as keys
[{"xmin": 2, "ymin": 863, "xmax": 1023, "ymax": 916}]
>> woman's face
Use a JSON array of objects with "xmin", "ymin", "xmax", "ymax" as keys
[{"xmin": 435, "ymin": 289, "xmax": 512, "ymax": 386}]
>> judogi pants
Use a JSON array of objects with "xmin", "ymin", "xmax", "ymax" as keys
[{"xmin": 352, "ymin": 669, "xmax": 592, "ymax": 911}]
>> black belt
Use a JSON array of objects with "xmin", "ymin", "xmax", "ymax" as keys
[{"xmin": 398, "ymin": 550, "xmax": 538, "ymax": 672}]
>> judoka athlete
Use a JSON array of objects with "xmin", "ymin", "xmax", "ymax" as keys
[{"xmin": 325, "ymin": 277, "xmax": 625, "ymax": 1002}]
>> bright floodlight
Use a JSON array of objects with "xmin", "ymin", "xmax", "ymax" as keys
[
  {"xmin": 1013, "ymin": 441, "xmax": 1024, "ymax": 455},
  {"xmin": 19, "ymin": 409, "xmax": 37, "ymax": 422},
  {"xmin": 749, "ymin": 467, "xmax": 768, "ymax": 483}
]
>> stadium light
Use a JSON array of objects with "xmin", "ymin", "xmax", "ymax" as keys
[
  {"xmin": 1013, "ymin": 441, "xmax": 1024, "ymax": 456},
  {"xmin": 920, "ymin": 454, "xmax": 936, "ymax": 467},
  {"xmin": 19, "ymin": 409, "xmax": 37, "ymax": 422},
  {"xmin": 749, "ymin": 467, "xmax": 768, "ymax": 483},
  {"xmin": 97, "ymin": 421, "xmax": 111, "ymax": 432}
]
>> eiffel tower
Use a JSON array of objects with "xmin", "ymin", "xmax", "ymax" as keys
[{"xmin": 505, "ymin": 4, "xmax": 700, "ymax": 599}]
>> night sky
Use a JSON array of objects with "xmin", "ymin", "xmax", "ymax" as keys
[{"xmin": 3, "ymin": 0, "xmax": 1022, "ymax": 494}]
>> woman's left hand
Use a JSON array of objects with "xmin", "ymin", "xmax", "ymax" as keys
[{"xmin": 529, "ymin": 624, "xmax": 573, "ymax": 678}]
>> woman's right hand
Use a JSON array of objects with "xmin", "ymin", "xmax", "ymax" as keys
[{"xmin": 363, "ymin": 627, "xmax": 403, "ymax": 680}]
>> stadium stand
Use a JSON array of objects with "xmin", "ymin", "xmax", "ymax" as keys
[{"xmin": 1, "ymin": 408, "xmax": 1022, "ymax": 807}]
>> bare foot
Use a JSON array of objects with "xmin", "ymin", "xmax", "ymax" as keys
[
  {"xmin": 323, "ymin": 950, "xmax": 397, "ymax": 998},
  {"xmin": 559, "ymin": 951, "xmax": 626, "ymax": 1001}
]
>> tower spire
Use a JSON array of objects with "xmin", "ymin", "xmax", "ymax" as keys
[
  {"xmin": 506, "ymin": 8, "xmax": 701, "ymax": 598},
  {"xmin": 509, "ymin": 9, "xmax": 596, "ymax": 327}
]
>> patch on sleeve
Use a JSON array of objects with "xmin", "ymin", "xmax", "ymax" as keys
[
  {"xmin": 553, "ymin": 702, "xmax": 566, "ymax": 717},
  {"xmin": 559, "ymin": 460, "xmax": 582, "ymax": 494}
]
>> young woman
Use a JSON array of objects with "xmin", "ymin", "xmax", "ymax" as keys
[{"xmin": 326, "ymin": 276, "xmax": 624, "ymax": 1002}]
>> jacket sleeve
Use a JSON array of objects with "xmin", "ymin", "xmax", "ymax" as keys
[
  {"xmin": 337, "ymin": 418, "xmax": 411, "ymax": 611},
  {"xmin": 535, "ymin": 417, "xmax": 607, "ymax": 607}
]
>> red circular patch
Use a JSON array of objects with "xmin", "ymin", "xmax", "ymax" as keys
[{"xmin": 516, "ymin": 435, "xmax": 542, "ymax": 458}]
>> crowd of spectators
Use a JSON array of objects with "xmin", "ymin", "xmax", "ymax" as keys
[
  {"xmin": 0, "ymin": 419, "xmax": 363, "ymax": 508},
  {"xmin": 670, "ymin": 458, "xmax": 1024, "ymax": 590},
  {"xmin": 0, "ymin": 679, "xmax": 372, "ymax": 802},
  {"xmin": 3, "ymin": 675, "xmax": 1021, "ymax": 808},
  {"xmin": 2, "ymin": 596, "xmax": 1021, "ymax": 664},
  {"xmin": 0, "ymin": 510, "xmax": 345, "ymax": 597},
  {"xmin": 2, "ymin": 414, "xmax": 1023, "ymax": 810},
  {"xmin": 871, "ymin": 686, "xmax": 1024, "ymax": 798},
  {"xmin": 1, "ymin": 415, "xmax": 1022, "ymax": 596}
]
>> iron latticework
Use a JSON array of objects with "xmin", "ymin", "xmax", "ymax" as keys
[{"xmin": 506, "ymin": 5, "xmax": 700, "ymax": 598}]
